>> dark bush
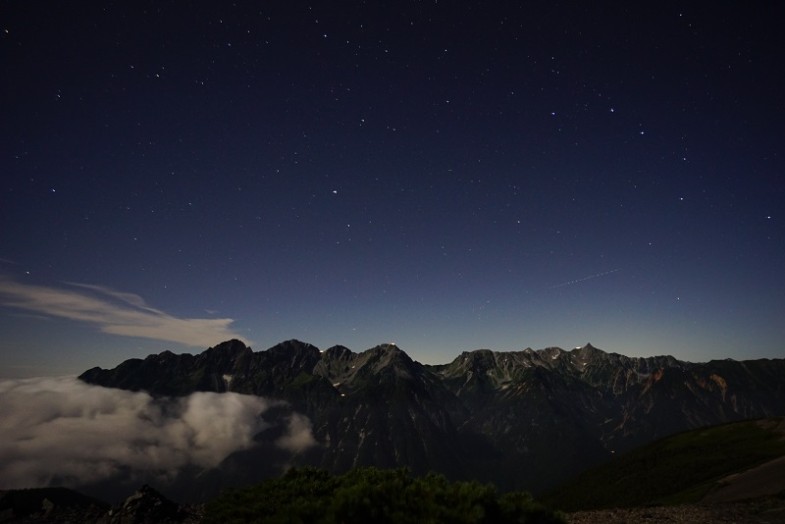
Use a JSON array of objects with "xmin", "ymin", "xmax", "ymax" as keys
[{"xmin": 204, "ymin": 467, "xmax": 564, "ymax": 523}]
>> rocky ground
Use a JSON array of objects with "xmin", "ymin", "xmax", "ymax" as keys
[{"xmin": 565, "ymin": 496, "xmax": 785, "ymax": 524}]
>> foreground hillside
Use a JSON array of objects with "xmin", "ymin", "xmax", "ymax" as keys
[
  {"xmin": 0, "ymin": 468, "xmax": 565, "ymax": 523},
  {"xmin": 80, "ymin": 340, "xmax": 785, "ymax": 497},
  {"xmin": 545, "ymin": 418, "xmax": 785, "ymax": 523},
  {"xmin": 544, "ymin": 417, "xmax": 785, "ymax": 510}
]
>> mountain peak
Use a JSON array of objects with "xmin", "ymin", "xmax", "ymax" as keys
[
  {"xmin": 271, "ymin": 338, "xmax": 315, "ymax": 350},
  {"xmin": 74, "ymin": 338, "xmax": 785, "ymax": 499},
  {"xmin": 367, "ymin": 342, "xmax": 400, "ymax": 351},
  {"xmin": 366, "ymin": 342, "xmax": 412, "ymax": 362},
  {"xmin": 267, "ymin": 339, "xmax": 321, "ymax": 358},
  {"xmin": 459, "ymin": 349, "xmax": 497, "ymax": 372},
  {"xmin": 323, "ymin": 344, "xmax": 352, "ymax": 357},
  {"xmin": 209, "ymin": 339, "xmax": 250, "ymax": 352},
  {"xmin": 570, "ymin": 343, "xmax": 604, "ymax": 357},
  {"xmin": 539, "ymin": 346, "xmax": 566, "ymax": 361},
  {"xmin": 346, "ymin": 343, "xmax": 417, "ymax": 380}
]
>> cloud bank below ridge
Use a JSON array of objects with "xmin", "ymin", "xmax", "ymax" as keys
[{"xmin": 0, "ymin": 376, "xmax": 315, "ymax": 490}]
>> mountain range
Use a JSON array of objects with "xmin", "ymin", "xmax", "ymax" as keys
[{"xmin": 79, "ymin": 340, "xmax": 785, "ymax": 498}]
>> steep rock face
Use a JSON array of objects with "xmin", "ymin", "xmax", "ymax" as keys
[
  {"xmin": 430, "ymin": 347, "xmax": 618, "ymax": 488},
  {"xmin": 79, "ymin": 341, "xmax": 785, "ymax": 493},
  {"xmin": 311, "ymin": 344, "xmax": 468, "ymax": 478}
]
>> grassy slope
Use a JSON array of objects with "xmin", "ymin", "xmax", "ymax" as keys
[{"xmin": 541, "ymin": 417, "xmax": 785, "ymax": 512}]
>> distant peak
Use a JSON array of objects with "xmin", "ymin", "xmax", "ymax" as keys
[
  {"xmin": 271, "ymin": 339, "xmax": 318, "ymax": 351},
  {"xmin": 569, "ymin": 343, "xmax": 606, "ymax": 360},
  {"xmin": 362, "ymin": 342, "xmax": 401, "ymax": 353},
  {"xmin": 324, "ymin": 344, "xmax": 352, "ymax": 357},
  {"xmin": 209, "ymin": 339, "xmax": 250, "ymax": 352},
  {"xmin": 266, "ymin": 339, "xmax": 322, "ymax": 361},
  {"xmin": 540, "ymin": 347, "xmax": 565, "ymax": 358},
  {"xmin": 365, "ymin": 342, "xmax": 414, "ymax": 364},
  {"xmin": 461, "ymin": 349, "xmax": 496, "ymax": 364}
]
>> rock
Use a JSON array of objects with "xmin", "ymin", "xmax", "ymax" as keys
[{"xmin": 102, "ymin": 485, "xmax": 198, "ymax": 524}]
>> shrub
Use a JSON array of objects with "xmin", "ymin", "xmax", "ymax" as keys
[{"xmin": 204, "ymin": 467, "xmax": 564, "ymax": 523}]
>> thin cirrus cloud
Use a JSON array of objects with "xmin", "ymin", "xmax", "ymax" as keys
[{"xmin": 0, "ymin": 276, "xmax": 248, "ymax": 347}]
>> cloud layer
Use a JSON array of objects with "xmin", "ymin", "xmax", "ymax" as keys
[
  {"xmin": 0, "ymin": 276, "xmax": 247, "ymax": 347},
  {"xmin": 0, "ymin": 377, "xmax": 315, "ymax": 489}
]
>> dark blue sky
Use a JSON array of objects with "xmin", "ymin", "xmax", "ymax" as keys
[{"xmin": 2, "ymin": 2, "xmax": 783, "ymax": 376}]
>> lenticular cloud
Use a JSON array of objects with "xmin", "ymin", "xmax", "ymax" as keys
[{"xmin": 0, "ymin": 377, "xmax": 289, "ymax": 489}]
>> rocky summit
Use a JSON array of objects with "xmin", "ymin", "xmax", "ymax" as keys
[{"xmin": 80, "ymin": 340, "xmax": 785, "ymax": 495}]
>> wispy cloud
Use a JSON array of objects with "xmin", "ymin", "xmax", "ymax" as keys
[{"xmin": 0, "ymin": 276, "xmax": 248, "ymax": 347}]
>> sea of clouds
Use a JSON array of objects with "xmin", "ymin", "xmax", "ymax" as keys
[{"xmin": 0, "ymin": 376, "xmax": 315, "ymax": 490}]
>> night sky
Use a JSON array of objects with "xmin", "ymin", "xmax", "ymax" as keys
[{"xmin": 2, "ymin": 2, "xmax": 783, "ymax": 377}]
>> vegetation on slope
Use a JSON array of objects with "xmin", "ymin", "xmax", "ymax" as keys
[
  {"xmin": 542, "ymin": 417, "xmax": 785, "ymax": 511},
  {"xmin": 203, "ymin": 467, "xmax": 565, "ymax": 524}
]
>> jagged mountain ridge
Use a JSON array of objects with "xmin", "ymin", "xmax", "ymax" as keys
[{"xmin": 79, "ymin": 340, "xmax": 785, "ymax": 494}]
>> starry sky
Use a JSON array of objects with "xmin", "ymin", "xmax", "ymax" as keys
[{"xmin": 1, "ymin": 2, "xmax": 783, "ymax": 377}]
